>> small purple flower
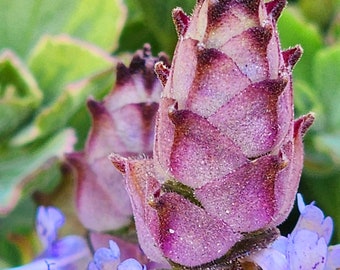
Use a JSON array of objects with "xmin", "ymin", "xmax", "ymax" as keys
[
  {"xmin": 88, "ymin": 240, "xmax": 146, "ymax": 270},
  {"xmin": 36, "ymin": 206, "xmax": 65, "ymax": 251},
  {"xmin": 246, "ymin": 194, "xmax": 340, "ymax": 269},
  {"xmin": 6, "ymin": 206, "xmax": 90, "ymax": 270},
  {"xmin": 117, "ymin": 259, "xmax": 146, "ymax": 270}
]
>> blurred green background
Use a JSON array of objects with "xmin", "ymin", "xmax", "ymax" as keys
[{"xmin": 1, "ymin": 0, "xmax": 340, "ymax": 267}]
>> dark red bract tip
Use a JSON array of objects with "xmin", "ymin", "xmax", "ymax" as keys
[
  {"xmin": 265, "ymin": 0, "xmax": 287, "ymax": 21},
  {"xmin": 109, "ymin": 154, "xmax": 127, "ymax": 173},
  {"xmin": 282, "ymin": 46, "xmax": 303, "ymax": 68},
  {"xmin": 116, "ymin": 62, "xmax": 131, "ymax": 86},
  {"xmin": 172, "ymin": 7, "xmax": 190, "ymax": 37},
  {"xmin": 87, "ymin": 97, "xmax": 105, "ymax": 117},
  {"xmin": 155, "ymin": 62, "xmax": 170, "ymax": 87}
]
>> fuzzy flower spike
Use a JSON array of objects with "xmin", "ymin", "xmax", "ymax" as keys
[{"xmin": 111, "ymin": 0, "xmax": 314, "ymax": 268}]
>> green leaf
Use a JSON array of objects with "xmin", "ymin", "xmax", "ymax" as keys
[
  {"xmin": 278, "ymin": 7, "xmax": 323, "ymax": 85},
  {"xmin": 33, "ymin": 67, "xmax": 115, "ymax": 148},
  {"xmin": 117, "ymin": 0, "xmax": 160, "ymax": 53},
  {"xmin": 29, "ymin": 35, "xmax": 115, "ymax": 106},
  {"xmin": 313, "ymin": 45, "xmax": 340, "ymax": 130},
  {"xmin": 294, "ymin": 79, "xmax": 322, "ymax": 117},
  {"xmin": 0, "ymin": 198, "xmax": 36, "ymax": 266},
  {"xmin": 11, "ymin": 35, "xmax": 115, "ymax": 145},
  {"xmin": 62, "ymin": 0, "xmax": 126, "ymax": 52},
  {"xmin": 0, "ymin": 0, "xmax": 126, "ymax": 57},
  {"xmin": 0, "ymin": 239, "xmax": 21, "ymax": 267},
  {"xmin": 299, "ymin": 0, "xmax": 337, "ymax": 29},
  {"xmin": 293, "ymin": 79, "xmax": 325, "ymax": 131},
  {"xmin": 67, "ymin": 68, "xmax": 116, "ymax": 149},
  {"xmin": 315, "ymin": 133, "xmax": 340, "ymax": 165},
  {"xmin": 133, "ymin": 0, "xmax": 196, "ymax": 55},
  {"xmin": 327, "ymin": 0, "xmax": 340, "ymax": 43},
  {"xmin": 0, "ymin": 129, "xmax": 76, "ymax": 215},
  {"xmin": 0, "ymin": 50, "xmax": 42, "ymax": 139},
  {"xmin": 0, "ymin": 197, "xmax": 35, "ymax": 235},
  {"xmin": 118, "ymin": 20, "xmax": 160, "ymax": 54}
]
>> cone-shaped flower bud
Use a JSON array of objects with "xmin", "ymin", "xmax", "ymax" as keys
[
  {"xmin": 112, "ymin": 0, "xmax": 314, "ymax": 268},
  {"xmin": 66, "ymin": 45, "xmax": 169, "ymax": 232}
]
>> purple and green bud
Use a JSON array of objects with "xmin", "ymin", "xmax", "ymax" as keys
[{"xmin": 111, "ymin": 0, "xmax": 314, "ymax": 268}]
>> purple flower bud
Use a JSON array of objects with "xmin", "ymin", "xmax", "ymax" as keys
[
  {"xmin": 88, "ymin": 240, "xmax": 120, "ymax": 270},
  {"xmin": 112, "ymin": 0, "xmax": 314, "ymax": 267},
  {"xmin": 88, "ymin": 240, "xmax": 147, "ymax": 270},
  {"xmin": 66, "ymin": 45, "xmax": 169, "ymax": 231},
  {"xmin": 36, "ymin": 206, "xmax": 65, "ymax": 250},
  {"xmin": 117, "ymin": 259, "xmax": 146, "ymax": 270}
]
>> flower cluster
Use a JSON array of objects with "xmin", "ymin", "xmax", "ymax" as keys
[
  {"xmin": 8, "ymin": 195, "xmax": 340, "ymax": 270},
  {"xmin": 5, "ymin": 206, "xmax": 147, "ymax": 270},
  {"xmin": 246, "ymin": 194, "xmax": 340, "ymax": 270},
  {"xmin": 6, "ymin": 206, "xmax": 89, "ymax": 270}
]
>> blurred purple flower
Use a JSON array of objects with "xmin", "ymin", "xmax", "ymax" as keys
[
  {"xmin": 246, "ymin": 194, "xmax": 340, "ymax": 269},
  {"xmin": 6, "ymin": 206, "xmax": 89, "ymax": 270},
  {"xmin": 88, "ymin": 240, "xmax": 146, "ymax": 270}
]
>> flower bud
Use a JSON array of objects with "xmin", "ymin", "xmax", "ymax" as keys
[
  {"xmin": 67, "ymin": 45, "xmax": 168, "ymax": 232},
  {"xmin": 112, "ymin": 0, "xmax": 314, "ymax": 267}
]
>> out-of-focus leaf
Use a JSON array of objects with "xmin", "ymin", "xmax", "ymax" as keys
[
  {"xmin": 0, "ymin": 50, "xmax": 42, "ymax": 139},
  {"xmin": 0, "ymin": 129, "xmax": 76, "ymax": 215},
  {"xmin": 0, "ymin": 0, "xmax": 126, "ymax": 57},
  {"xmin": 0, "ymin": 197, "xmax": 35, "ymax": 235},
  {"xmin": 29, "ymin": 35, "xmax": 115, "ymax": 106},
  {"xmin": 11, "ymin": 35, "xmax": 115, "ymax": 145},
  {"xmin": 0, "ymin": 198, "xmax": 36, "ymax": 265},
  {"xmin": 313, "ymin": 45, "xmax": 340, "ymax": 130},
  {"xmin": 62, "ymin": 0, "xmax": 126, "ymax": 52},
  {"xmin": 278, "ymin": 7, "xmax": 323, "ymax": 85},
  {"xmin": 117, "ymin": 0, "xmax": 159, "ymax": 53},
  {"xmin": 132, "ymin": 0, "xmax": 196, "ymax": 55},
  {"xmin": 294, "ymin": 79, "xmax": 324, "ymax": 129},
  {"xmin": 19, "ymin": 68, "xmax": 115, "ymax": 148},
  {"xmin": 118, "ymin": 21, "xmax": 159, "ymax": 54},
  {"xmin": 315, "ymin": 133, "xmax": 340, "ymax": 165},
  {"xmin": 299, "ymin": 0, "xmax": 337, "ymax": 29},
  {"xmin": 67, "ymin": 68, "xmax": 117, "ymax": 149},
  {"xmin": 327, "ymin": 11, "xmax": 340, "ymax": 43},
  {"xmin": 0, "ymin": 239, "xmax": 21, "ymax": 267}
]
